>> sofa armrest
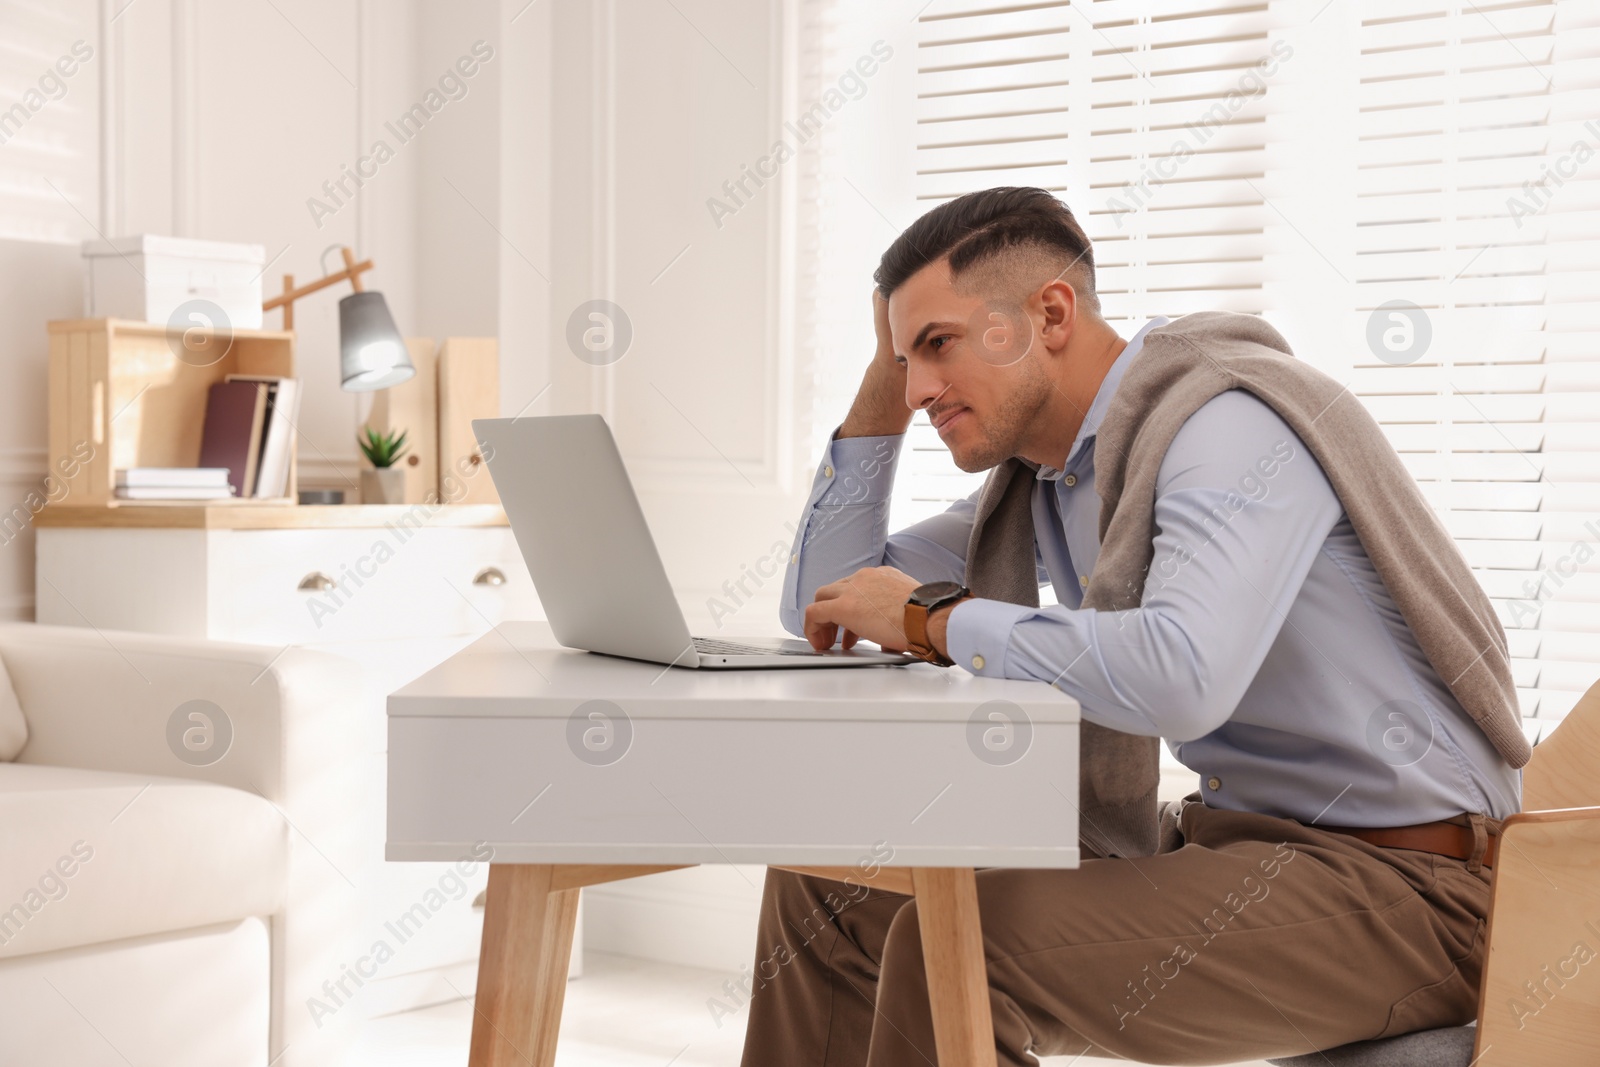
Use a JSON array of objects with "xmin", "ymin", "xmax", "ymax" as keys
[{"xmin": 0, "ymin": 622, "xmax": 365, "ymax": 807}]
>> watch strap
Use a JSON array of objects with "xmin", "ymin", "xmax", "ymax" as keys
[{"xmin": 904, "ymin": 601, "xmax": 956, "ymax": 667}]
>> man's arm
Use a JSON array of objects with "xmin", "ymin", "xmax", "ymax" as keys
[
  {"xmin": 781, "ymin": 293, "xmax": 1045, "ymax": 646},
  {"xmin": 778, "ymin": 432, "xmax": 980, "ymax": 643},
  {"xmin": 944, "ymin": 389, "xmax": 1344, "ymax": 741},
  {"xmin": 838, "ymin": 291, "xmax": 915, "ymax": 439}
]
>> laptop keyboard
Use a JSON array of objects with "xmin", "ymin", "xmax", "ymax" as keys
[{"xmin": 692, "ymin": 637, "xmax": 819, "ymax": 657}]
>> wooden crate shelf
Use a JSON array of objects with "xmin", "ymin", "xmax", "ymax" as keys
[{"xmin": 48, "ymin": 318, "xmax": 298, "ymax": 508}]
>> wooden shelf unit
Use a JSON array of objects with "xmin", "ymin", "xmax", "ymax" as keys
[{"xmin": 48, "ymin": 317, "xmax": 299, "ymax": 508}]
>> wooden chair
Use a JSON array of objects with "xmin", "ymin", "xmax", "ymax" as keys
[{"xmin": 1271, "ymin": 678, "xmax": 1600, "ymax": 1066}]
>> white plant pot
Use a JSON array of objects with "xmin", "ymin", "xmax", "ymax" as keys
[{"xmin": 361, "ymin": 467, "xmax": 406, "ymax": 505}]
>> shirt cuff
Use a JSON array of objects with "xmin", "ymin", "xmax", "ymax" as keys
[
  {"xmin": 944, "ymin": 596, "xmax": 1036, "ymax": 676},
  {"xmin": 813, "ymin": 428, "xmax": 902, "ymax": 507}
]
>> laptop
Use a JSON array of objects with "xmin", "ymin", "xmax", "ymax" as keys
[{"xmin": 473, "ymin": 414, "xmax": 917, "ymax": 670}]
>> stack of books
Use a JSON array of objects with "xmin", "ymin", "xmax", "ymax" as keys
[
  {"xmin": 198, "ymin": 375, "xmax": 301, "ymax": 499},
  {"xmin": 114, "ymin": 468, "xmax": 235, "ymax": 500},
  {"xmin": 113, "ymin": 375, "xmax": 302, "ymax": 502}
]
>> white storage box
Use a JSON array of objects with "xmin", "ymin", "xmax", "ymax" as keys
[{"xmin": 82, "ymin": 234, "xmax": 265, "ymax": 330}]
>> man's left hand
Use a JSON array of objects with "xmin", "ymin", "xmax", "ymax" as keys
[{"xmin": 803, "ymin": 566, "xmax": 921, "ymax": 652}]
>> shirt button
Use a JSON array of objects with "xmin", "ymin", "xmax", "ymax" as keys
[
  {"xmin": 1207, "ymin": 776, "xmax": 1222, "ymax": 791},
  {"xmin": 1079, "ymin": 575, "xmax": 1088, "ymax": 588},
  {"xmin": 1063, "ymin": 473, "xmax": 1077, "ymax": 487},
  {"xmin": 823, "ymin": 464, "xmax": 834, "ymax": 478},
  {"xmin": 972, "ymin": 654, "xmax": 986, "ymax": 670},
  {"xmin": 790, "ymin": 553, "xmax": 798, "ymax": 564}
]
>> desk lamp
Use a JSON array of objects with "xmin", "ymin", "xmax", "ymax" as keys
[{"xmin": 262, "ymin": 245, "xmax": 415, "ymax": 391}]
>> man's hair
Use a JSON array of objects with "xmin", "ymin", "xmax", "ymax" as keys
[{"xmin": 873, "ymin": 186, "xmax": 1098, "ymax": 313}]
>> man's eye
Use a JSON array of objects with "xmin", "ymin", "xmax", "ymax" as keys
[{"xmin": 929, "ymin": 335, "xmax": 951, "ymax": 351}]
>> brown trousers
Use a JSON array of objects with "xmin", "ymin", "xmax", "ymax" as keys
[{"xmin": 739, "ymin": 800, "xmax": 1493, "ymax": 1066}]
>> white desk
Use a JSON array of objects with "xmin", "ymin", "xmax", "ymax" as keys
[{"xmin": 387, "ymin": 621, "xmax": 1081, "ymax": 1066}]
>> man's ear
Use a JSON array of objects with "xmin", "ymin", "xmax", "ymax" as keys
[{"xmin": 1036, "ymin": 278, "xmax": 1078, "ymax": 352}]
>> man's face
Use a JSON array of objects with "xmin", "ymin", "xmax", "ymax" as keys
[{"xmin": 887, "ymin": 259, "xmax": 1054, "ymax": 473}]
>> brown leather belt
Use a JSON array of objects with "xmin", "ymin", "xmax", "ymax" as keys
[{"xmin": 1317, "ymin": 820, "xmax": 1498, "ymax": 868}]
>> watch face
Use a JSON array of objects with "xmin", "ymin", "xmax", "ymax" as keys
[{"xmin": 911, "ymin": 579, "xmax": 965, "ymax": 606}]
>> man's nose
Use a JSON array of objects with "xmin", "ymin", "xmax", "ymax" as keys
[{"xmin": 906, "ymin": 363, "xmax": 951, "ymax": 413}]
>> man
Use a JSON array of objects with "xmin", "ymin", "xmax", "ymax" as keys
[{"xmin": 740, "ymin": 187, "xmax": 1526, "ymax": 1065}]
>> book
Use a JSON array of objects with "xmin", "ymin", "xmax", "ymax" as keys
[
  {"xmin": 114, "ymin": 484, "xmax": 238, "ymax": 500},
  {"xmin": 115, "ymin": 467, "xmax": 232, "ymax": 488},
  {"xmin": 198, "ymin": 380, "xmax": 269, "ymax": 498},
  {"xmin": 225, "ymin": 374, "xmax": 299, "ymax": 498}
]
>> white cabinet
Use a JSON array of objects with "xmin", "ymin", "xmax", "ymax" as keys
[
  {"xmin": 213, "ymin": 526, "xmax": 536, "ymax": 645},
  {"xmin": 33, "ymin": 505, "xmax": 575, "ymax": 1024},
  {"xmin": 35, "ymin": 521, "xmax": 539, "ymax": 644}
]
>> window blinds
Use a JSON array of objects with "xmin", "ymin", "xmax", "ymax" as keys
[
  {"xmin": 1346, "ymin": 0, "xmax": 1600, "ymax": 725},
  {"xmin": 0, "ymin": 1, "xmax": 98, "ymax": 243},
  {"xmin": 902, "ymin": 0, "xmax": 1282, "ymax": 525}
]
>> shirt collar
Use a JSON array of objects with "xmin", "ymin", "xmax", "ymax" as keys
[{"xmin": 1033, "ymin": 316, "xmax": 1170, "ymax": 481}]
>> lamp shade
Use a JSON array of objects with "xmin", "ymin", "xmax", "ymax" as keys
[{"xmin": 338, "ymin": 291, "xmax": 415, "ymax": 391}]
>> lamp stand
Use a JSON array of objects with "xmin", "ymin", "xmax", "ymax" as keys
[{"xmin": 263, "ymin": 247, "xmax": 374, "ymax": 329}]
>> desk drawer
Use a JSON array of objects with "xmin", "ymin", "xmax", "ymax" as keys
[
  {"xmin": 389, "ymin": 714, "xmax": 1080, "ymax": 868},
  {"xmin": 211, "ymin": 526, "xmax": 540, "ymax": 643}
]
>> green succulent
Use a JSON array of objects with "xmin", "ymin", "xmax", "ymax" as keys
[{"xmin": 358, "ymin": 425, "xmax": 410, "ymax": 468}]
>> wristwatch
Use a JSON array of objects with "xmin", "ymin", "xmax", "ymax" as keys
[{"xmin": 904, "ymin": 580, "xmax": 968, "ymax": 666}]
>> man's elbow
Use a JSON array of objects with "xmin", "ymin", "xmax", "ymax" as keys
[
  {"xmin": 1137, "ymin": 667, "xmax": 1243, "ymax": 741},
  {"xmin": 1133, "ymin": 618, "xmax": 1239, "ymax": 740}
]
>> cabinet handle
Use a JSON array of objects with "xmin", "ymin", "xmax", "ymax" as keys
[
  {"xmin": 298, "ymin": 572, "xmax": 337, "ymax": 592},
  {"xmin": 473, "ymin": 566, "xmax": 507, "ymax": 587}
]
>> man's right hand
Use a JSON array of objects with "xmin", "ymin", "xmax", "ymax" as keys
[{"xmin": 839, "ymin": 290, "xmax": 915, "ymax": 439}]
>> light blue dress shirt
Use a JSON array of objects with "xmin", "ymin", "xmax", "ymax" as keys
[{"xmin": 781, "ymin": 318, "xmax": 1520, "ymax": 827}]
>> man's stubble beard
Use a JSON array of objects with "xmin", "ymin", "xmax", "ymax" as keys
[{"xmin": 950, "ymin": 361, "xmax": 1053, "ymax": 473}]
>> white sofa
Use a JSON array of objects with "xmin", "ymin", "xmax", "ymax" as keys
[{"xmin": 0, "ymin": 622, "xmax": 364, "ymax": 1067}]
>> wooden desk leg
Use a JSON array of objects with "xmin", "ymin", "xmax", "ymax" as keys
[
  {"xmin": 529, "ymin": 888, "xmax": 581, "ymax": 1066},
  {"xmin": 911, "ymin": 867, "xmax": 998, "ymax": 1067},
  {"xmin": 469, "ymin": 863, "xmax": 559, "ymax": 1067},
  {"xmin": 468, "ymin": 863, "xmax": 681, "ymax": 1066}
]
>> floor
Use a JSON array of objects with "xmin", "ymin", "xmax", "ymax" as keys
[{"xmin": 351, "ymin": 951, "xmax": 1276, "ymax": 1067}]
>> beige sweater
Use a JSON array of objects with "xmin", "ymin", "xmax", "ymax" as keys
[{"xmin": 963, "ymin": 311, "xmax": 1529, "ymax": 854}]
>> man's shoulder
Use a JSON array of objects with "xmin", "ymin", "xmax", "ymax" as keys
[
  {"xmin": 1158, "ymin": 388, "xmax": 1327, "ymax": 489},
  {"xmin": 1177, "ymin": 387, "xmax": 1289, "ymax": 439},
  {"xmin": 1145, "ymin": 311, "xmax": 1295, "ymax": 359},
  {"xmin": 1105, "ymin": 312, "xmax": 1301, "ymax": 433}
]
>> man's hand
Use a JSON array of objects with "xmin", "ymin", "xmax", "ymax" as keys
[
  {"xmin": 803, "ymin": 566, "xmax": 921, "ymax": 652},
  {"xmin": 839, "ymin": 290, "xmax": 914, "ymax": 439}
]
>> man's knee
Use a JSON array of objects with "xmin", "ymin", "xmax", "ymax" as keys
[
  {"xmin": 762, "ymin": 867, "xmax": 813, "ymax": 911},
  {"xmin": 879, "ymin": 898, "xmax": 927, "ymax": 987},
  {"xmin": 765, "ymin": 869, "xmax": 887, "ymax": 955}
]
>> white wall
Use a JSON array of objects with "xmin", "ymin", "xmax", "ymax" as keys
[
  {"xmin": 2, "ymin": 0, "xmax": 808, "ymax": 632},
  {"xmin": 532, "ymin": 0, "xmax": 807, "ymax": 639},
  {"xmin": 1, "ymin": 0, "xmax": 808, "ymax": 971},
  {"xmin": 0, "ymin": 238, "xmax": 83, "ymax": 620},
  {"xmin": 513, "ymin": 0, "xmax": 799, "ymax": 972},
  {"xmin": 0, "ymin": 0, "xmax": 106, "ymax": 619},
  {"xmin": 0, "ymin": 0, "xmax": 434, "ymax": 617}
]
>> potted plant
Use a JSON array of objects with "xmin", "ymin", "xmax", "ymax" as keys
[{"xmin": 358, "ymin": 425, "xmax": 410, "ymax": 505}]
